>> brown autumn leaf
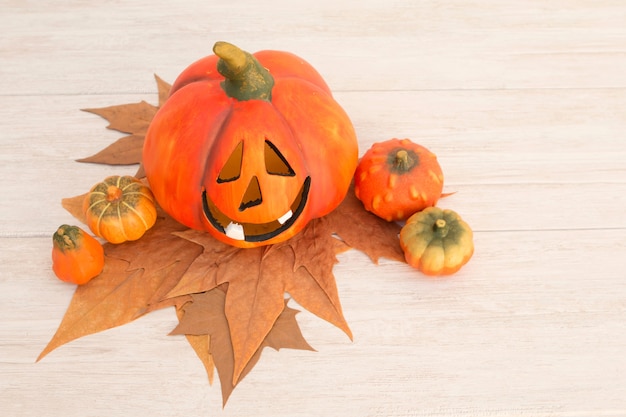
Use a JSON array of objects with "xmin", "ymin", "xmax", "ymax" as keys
[
  {"xmin": 166, "ymin": 221, "xmax": 353, "ymax": 386},
  {"xmin": 82, "ymin": 101, "xmax": 155, "ymax": 135},
  {"xmin": 154, "ymin": 74, "xmax": 171, "ymax": 106},
  {"xmin": 276, "ymin": 218, "xmax": 354, "ymax": 334},
  {"xmin": 77, "ymin": 75, "xmax": 171, "ymax": 168},
  {"xmin": 50, "ymin": 193, "xmax": 355, "ymax": 393},
  {"xmin": 77, "ymin": 134, "xmax": 145, "ymax": 165},
  {"xmin": 171, "ymin": 286, "xmax": 314, "ymax": 405},
  {"xmin": 328, "ymin": 187, "xmax": 404, "ymax": 264},
  {"xmin": 42, "ymin": 74, "xmax": 408, "ymax": 404},
  {"xmin": 60, "ymin": 190, "xmax": 202, "ymax": 314},
  {"xmin": 61, "ymin": 192, "xmax": 88, "ymax": 224},
  {"xmin": 175, "ymin": 307, "xmax": 215, "ymax": 387},
  {"xmin": 37, "ymin": 206, "xmax": 203, "ymax": 361}
]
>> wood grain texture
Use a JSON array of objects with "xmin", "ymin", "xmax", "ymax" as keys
[{"xmin": 1, "ymin": 1, "xmax": 625, "ymax": 416}]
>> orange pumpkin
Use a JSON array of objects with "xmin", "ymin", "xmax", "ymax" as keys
[
  {"xmin": 52, "ymin": 224, "xmax": 104, "ymax": 285},
  {"xmin": 83, "ymin": 175, "xmax": 157, "ymax": 244},
  {"xmin": 143, "ymin": 41, "xmax": 358, "ymax": 248},
  {"xmin": 354, "ymin": 138, "xmax": 444, "ymax": 221}
]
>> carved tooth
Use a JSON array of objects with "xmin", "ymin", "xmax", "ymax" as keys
[
  {"xmin": 278, "ymin": 210, "xmax": 293, "ymax": 225},
  {"xmin": 224, "ymin": 222, "xmax": 245, "ymax": 240}
]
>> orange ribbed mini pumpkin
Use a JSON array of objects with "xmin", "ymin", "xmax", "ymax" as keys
[{"xmin": 83, "ymin": 175, "xmax": 157, "ymax": 244}]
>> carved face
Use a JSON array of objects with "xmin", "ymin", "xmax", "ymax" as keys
[
  {"xmin": 142, "ymin": 42, "xmax": 359, "ymax": 248},
  {"xmin": 201, "ymin": 104, "xmax": 311, "ymax": 244}
]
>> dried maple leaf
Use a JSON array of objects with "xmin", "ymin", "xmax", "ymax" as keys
[
  {"xmin": 171, "ymin": 286, "xmax": 314, "ymax": 405},
  {"xmin": 327, "ymin": 187, "xmax": 404, "ymax": 263},
  {"xmin": 275, "ymin": 219, "xmax": 353, "ymax": 336},
  {"xmin": 154, "ymin": 74, "xmax": 171, "ymax": 107},
  {"xmin": 175, "ymin": 308, "xmax": 215, "ymax": 387},
  {"xmin": 77, "ymin": 134, "xmax": 145, "ymax": 166},
  {"xmin": 61, "ymin": 192, "xmax": 88, "ymax": 224},
  {"xmin": 43, "ymin": 74, "xmax": 408, "ymax": 405},
  {"xmin": 165, "ymin": 223, "xmax": 353, "ymax": 386},
  {"xmin": 82, "ymin": 101, "xmax": 155, "ymax": 136},
  {"xmin": 37, "ymin": 204, "xmax": 203, "ymax": 361},
  {"xmin": 77, "ymin": 75, "xmax": 171, "ymax": 175}
]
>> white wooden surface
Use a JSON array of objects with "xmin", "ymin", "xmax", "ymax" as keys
[{"xmin": 2, "ymin": 1, "xmax": 626, "ymax": 416}]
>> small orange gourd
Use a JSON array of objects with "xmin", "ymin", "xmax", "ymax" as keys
[
  {"xmin": 399, "ymin": 207, "xmax": 474, "ymax": 276},
  {"xmin": 354, "ymin": 138, "xmax": 444, "ymax": 221},
  {"xmin": 83, "ymin": 175, "xmax": 157, "ymax": 244},
  {"xmin": 52, "ymin": 224, "xmax": 104, "ymax": 285}
]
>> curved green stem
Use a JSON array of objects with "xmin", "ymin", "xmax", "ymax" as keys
[{"xmin": 213, "ymin": 41, "xmax": 274, "ymax": 101}]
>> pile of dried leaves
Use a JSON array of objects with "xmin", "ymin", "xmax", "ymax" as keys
[{"xmin": 38, "ymin": 76, "xmax": 404, "ymax": 405}]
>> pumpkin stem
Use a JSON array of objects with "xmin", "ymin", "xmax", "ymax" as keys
[
  {"xmin": 433, "ymin": 218, "xmax": 449, "ymax": 238},
  {"xmin": 393, "ymin": 149, "xmax": 417, "ymax": 172},
  {"xmin": 52, "ymin": 225, "xmax": 80, "ymax": 251},
  {"xmin": 213, "ymin": 41, "xmax": 274, "ymax": 101},
  {"xmin": 106, "ymin": 185, "xmax": 123, "ymax": 202}
]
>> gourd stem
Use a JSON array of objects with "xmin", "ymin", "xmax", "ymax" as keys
[
  {"xmin": 56, "ymin": 227, "xmax": 74, "ymax": 249},
  {"xmin": 213, "ymin": 41, "xmax": 274, "ymax": 101},
  {"xmin": 53, "ymin": 225, "xmax": 79, "ymax": 251},
  {"xmin": 106, "ymin": 185, "xmax": 123, "ymax": 202},
  {"xmin": 434, "ymin": 218, "xmax": 449, "ymax": 238},
  {"xmin": 213, "ymin": 42, "xmax": 247, "ymax": 75},
  {"xmin": 394, "ymin": 149, "xmax": 416, "ymax": 171}
]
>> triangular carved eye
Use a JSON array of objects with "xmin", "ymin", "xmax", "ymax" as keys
[
  {"xmin": 265, "ymin": 140, "xmax": 295, "ymax": 176},
  {"xmin": 218, "ymin": 141, "xmax": 243, "ymax": 183}
]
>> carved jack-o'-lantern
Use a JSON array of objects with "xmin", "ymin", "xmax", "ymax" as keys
[{"xmin": 143, "ymin": 41, "xmax": 358, "ymax": 248}]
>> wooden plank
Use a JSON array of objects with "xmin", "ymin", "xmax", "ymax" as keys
[
  {"xmin": 4, "ymin": 175, "xmax": 625, "ymax": 236},
  {"xmin": 4, "ymin": 88, "xmax": 624, "ymax": 187},
  {"xmin": 2, "ymin": 1, "xmax": 626, "ymax": 415},
  {"xmin": 2, "ymin": 0, "xmax": 626, "ymax": 95},
  {"xmin": 3, "ymin": 228, "xmax": 625, "ymax": 416},
  {"xmin": 1, "ymin": 88, "xmax": 624, "ymax": 236}
]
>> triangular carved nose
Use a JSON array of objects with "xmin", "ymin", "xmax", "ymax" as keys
[{"xmin": 239, "ymin": 176, "xmax": 262, "ymax": 211}]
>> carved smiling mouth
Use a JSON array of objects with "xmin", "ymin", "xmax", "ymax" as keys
[{"xmin": 202, "ymin": 177, "xmax": 310, "ymax": 243}]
